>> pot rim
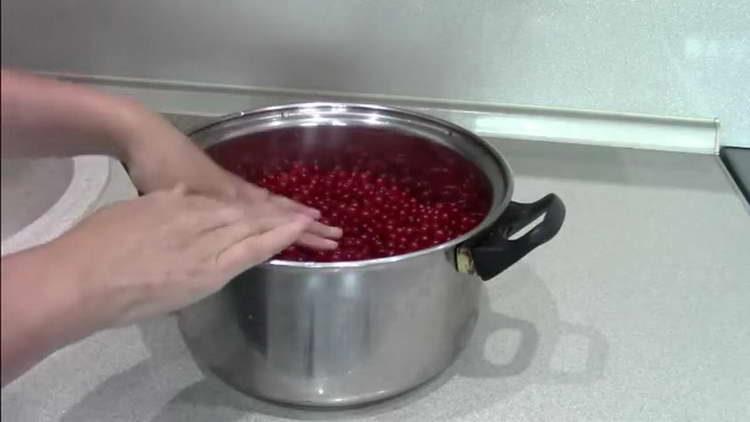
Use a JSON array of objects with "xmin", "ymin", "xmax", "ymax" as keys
[{"xmin": 189, "ymin": 102, "xmax": 515, "ymax": 270}]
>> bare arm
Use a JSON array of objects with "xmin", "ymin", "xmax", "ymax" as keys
[
  {"xmin": 1, "ymin": 187, "xmax": 312, "ymax": 386},
  {"xmin": 0, "ymin": 244, "xmax": 95, "ymax": 385},
  {"xmin": 1, "ymin": 69, "xmax": 142, "ymax": 159},
  {"xmin": 0, "ymin": 69, "xmax": 342, "ymax": 386},
  {"xmin": 0, "ymin": 68, "xmax": 341, "ymax": 246}
]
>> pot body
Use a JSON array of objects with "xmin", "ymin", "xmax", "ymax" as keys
[
  {"xmin": 178, "ymin": 248, "xmax": 481, "ymax": 406},
  {"xmin": 178, "ymin": 103, "xmax": 565, "ymax": 407}
]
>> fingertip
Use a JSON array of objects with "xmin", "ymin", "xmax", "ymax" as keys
[
  {"xmin": 329, "ymin": 227, "xmax": 344, "ymax": 239},
  {"xmin": 320, "ymin": 239, "xmax": 339, "ymax": 250},
  {"xmin": 295, "ymin": 234, "xmax": 339, "ymax": 251}
]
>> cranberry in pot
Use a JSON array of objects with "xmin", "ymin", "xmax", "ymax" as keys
[{"xmin": 207, "ymin": 126, "xmax": 492, "ymax": 262}]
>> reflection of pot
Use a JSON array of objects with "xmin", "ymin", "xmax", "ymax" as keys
[{"xmin": 178, "ymin": 103, "xmax": 566, "ymax": 407}]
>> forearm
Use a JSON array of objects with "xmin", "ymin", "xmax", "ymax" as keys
[
  {"xmin": 0, "ymin": 245, "xmax": 106, "ymax": 386},
  {"xmin": 0, "ymin": 69, "xmax": 153, "ymax": 161}
]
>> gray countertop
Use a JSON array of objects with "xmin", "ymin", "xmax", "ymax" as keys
[
  {"xmin": 722, "ymin": 147, "xmax": 750, "ymax": 204},
  {"xmin": 2, "ymin": 122, "xmax": 749, "ymax": 421}
]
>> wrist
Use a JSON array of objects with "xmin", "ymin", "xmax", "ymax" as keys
[
  {"xmin": 31, "ymin": 242, "xmax": 108, "ymax": 336},
  {"xmin": 41, "ymin": 236, "xmax": 139, "ymax": 330},
  {"xmin": 106, "ymin": 99, "xmax": 156, "ymax": 165},
  {"xmin": 0, "ymin": 237, "xmax": 132, "ymax": 384},
  {"xmin": 111, "ymin": 101, "xmax": 189, "ymax": 172},
  {"xmin": 1, "ymin": 243, "xmax": 97, "ymax": 382}
]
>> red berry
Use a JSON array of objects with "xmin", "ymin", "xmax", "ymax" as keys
[{"xmin": 207, "ymin": 127, "xmax": 491, "ymax": 262}]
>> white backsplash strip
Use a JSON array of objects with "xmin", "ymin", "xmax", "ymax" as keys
[{"xmin": 46, "ymin": 72, "xmax": 719, "ymax": 155}]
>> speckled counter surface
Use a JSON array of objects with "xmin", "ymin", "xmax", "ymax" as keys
[{"xmin": 2, "ymin": 117, "xmax": 749, "ymax": 421}]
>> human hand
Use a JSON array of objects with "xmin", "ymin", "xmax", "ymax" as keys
[
  {"xmin": 45, "ymin": 185, "xmax": 312, "ymax": 326},
  {"xmin": 117, "ymin": 107, "xmax": 342, "ymax": 249}
]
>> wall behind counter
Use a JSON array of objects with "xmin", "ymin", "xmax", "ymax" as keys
[{"xmin": 2, "ymin": 0, "xmax": 747, "ymax": 147}]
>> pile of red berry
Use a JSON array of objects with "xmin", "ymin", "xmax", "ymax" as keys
[{"xmin": 207, "ymin": 126, "xmax": 491, "ymax": 262}]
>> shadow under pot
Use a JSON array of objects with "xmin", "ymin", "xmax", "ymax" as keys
[{"xmin": 177, "ymin": 103, "xmax": 565, "ymax": 407}]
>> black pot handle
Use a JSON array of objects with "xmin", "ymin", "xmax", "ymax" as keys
[{"xmin": 458, "ymin": 194, "xmax": 565, "ymax": 281}]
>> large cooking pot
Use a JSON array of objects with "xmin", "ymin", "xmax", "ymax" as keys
[{"xmin": 178, "ymin": 103, "xmax": 565, "ymax": 407}]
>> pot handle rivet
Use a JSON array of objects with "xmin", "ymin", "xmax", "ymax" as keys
[{"xmin": 456, "ymin": 246, "xmax": 476, "ymax": 274}]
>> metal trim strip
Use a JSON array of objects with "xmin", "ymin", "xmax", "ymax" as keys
[{"xmin": 40, "ymin": 72, "xmax": 719, "ymax": 155}]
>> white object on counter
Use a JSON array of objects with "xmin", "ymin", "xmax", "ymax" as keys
[{"xmin": 1, "ymin": 157, "xmax": 137, "ymax": 256}]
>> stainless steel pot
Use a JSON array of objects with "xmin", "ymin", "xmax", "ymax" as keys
[{"xmin": 178, "ymin": 103, "xmax": 565, "ymax": 407}]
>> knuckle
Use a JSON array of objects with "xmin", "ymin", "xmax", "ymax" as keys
[
  {"xmin": 155, "ymin": 190, "xmax": 183, "ymax": 208},
  {"xmin": 148, "ymin": 190, "xmax": 170, "ymax": 202},
  {"xmin": 172, "ymin": 183, "xmax": 189, "ymax": 196},
  {"xmin": 211, "ymin": 252, "xmax": 233, "ymax": 271},
  {"xmin": 242, "ymin": 203, "xmax": 274, "ymax": 219},
  {"xmin": 211, "ymin": 254, "xmax": 228, "ymax": 271},
  {"xmin": 270, "ymin": 194, "xmax": 292, "ymax": 206},
  {"xmin": 173, "ymin": 211, "xmax": 206, "ymax": 233},
  {"xmin": 182, "ymin": 195, "xmax": 209, "ymax": 208},
  {"xmin": 254, "ymin": 188, "xmax": 271, "ymax": 201}
]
